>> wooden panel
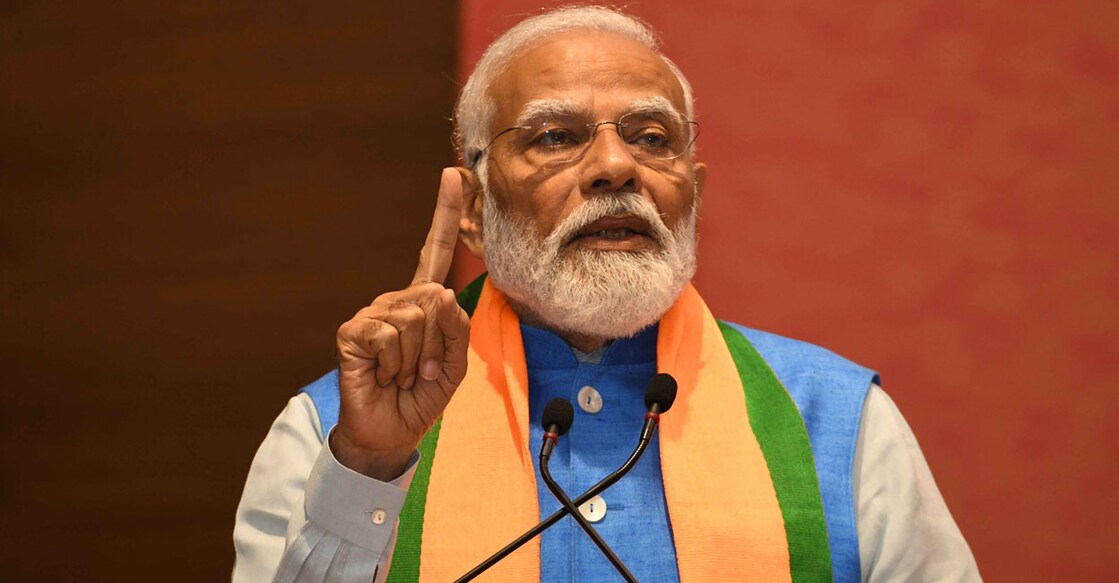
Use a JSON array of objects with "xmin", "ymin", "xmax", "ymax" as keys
[{"xmin": 0, "ymin": 2, "xmax": 457, "ymax": 580}]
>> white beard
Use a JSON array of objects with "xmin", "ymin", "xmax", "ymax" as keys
[{"xmin": 482, "ymin": 191, "xmax": 698, "ymax": 340}]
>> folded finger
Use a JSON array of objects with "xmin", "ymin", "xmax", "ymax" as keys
[
  {"xmin": 349, "ymin": 318, "xmax": 402, "ymax": 387},
  {"xmin": 380, "ymin": 301, "xmax": 427, "ymax": 388}
]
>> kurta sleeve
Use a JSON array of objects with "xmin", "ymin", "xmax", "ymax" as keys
[
  {"xmin": 854, "ymin": 384, "xmax": 982, "ymax": 582},
  {"xmin": 233, "ymin": 392, "xmax": 417, "ymax": 583}
]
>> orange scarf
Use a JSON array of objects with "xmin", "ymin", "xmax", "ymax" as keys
[{"xmin": 410, "ymin": 280, "xmax": 793, "ymax": 581}]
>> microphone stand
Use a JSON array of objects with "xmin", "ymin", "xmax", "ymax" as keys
[
  {"xmin": 539, "ymin": 428, "xmax": 637, "ymax": 582},
  {"xmin": 455, "ymin": 410, "xmax": 662, "ymax": 582}
]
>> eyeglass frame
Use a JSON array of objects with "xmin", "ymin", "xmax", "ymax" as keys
[{"xmin": 468, "ymin": 111, "xmax": 700, "ymax": 170}]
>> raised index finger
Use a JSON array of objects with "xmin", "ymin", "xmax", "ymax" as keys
[{"xmin": 412, "ymin": 168, "xmax": 464, "ymax": 285}]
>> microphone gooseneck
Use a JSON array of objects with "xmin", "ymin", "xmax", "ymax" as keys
[
  {"xmin": 455, "ymin": 374, "xmax": 679, "ymax": 583},
  {"xmin": 538, "ymin": 399, "xmax": 637, "ymax": 582}
]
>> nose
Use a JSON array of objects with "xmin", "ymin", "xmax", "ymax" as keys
[{"xmin": 577, "ymin": 123, "xmax": 642, "ymax": 195}]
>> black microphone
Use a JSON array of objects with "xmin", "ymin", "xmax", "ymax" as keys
[
  {"xmin": 455, "ymin": 374, "xmax": 679, "ymax": 583},
  {"xmin": 639, "ymin": 372, "xmax": 677, "ymax": 442},
  {"xmin": 538, "ymin": 399, "xmax": 637, "ymax": 583},
  {"xmin": 539, "ymin": 397, "xmax": 574, "ymax": 458}
]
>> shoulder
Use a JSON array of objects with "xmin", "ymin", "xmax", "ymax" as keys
[
  {"xmin": 717, "ymin": 321, "xmax": 878, "ymax": 427},
  {"xmin": 719, "ymin": 322, "xmax": 879, "ymax": 394},
  {"xmin": 722, "ymin": 323, "xmax": 877, "ymax": 384}
]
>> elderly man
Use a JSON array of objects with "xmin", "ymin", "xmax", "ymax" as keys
[{"xmin": 234, "ymin": 6, "xmax": 979, "ymax": 583}]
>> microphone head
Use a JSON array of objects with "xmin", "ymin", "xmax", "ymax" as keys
[
  {"xmin": 644, "ymin": 373, "xmax": 678, "ymax": 413},
  {"xmin": 541, "ymin": 398, "xmax": 575, "ymax": 436}
]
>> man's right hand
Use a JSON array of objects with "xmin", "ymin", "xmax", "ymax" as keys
[{"xmin": 331, "ymin": 168, "xmax": 472, "ymax": 481}]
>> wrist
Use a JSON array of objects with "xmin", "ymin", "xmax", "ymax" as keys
[{"xmin": 329, "ymin": 430, "xmax": 414, "ymax": 481}]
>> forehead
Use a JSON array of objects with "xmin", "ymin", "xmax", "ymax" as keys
[{"xmin": 487, "ymin": 31, "xmax": 687, "ymax": 126}]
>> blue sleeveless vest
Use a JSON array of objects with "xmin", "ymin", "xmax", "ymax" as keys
[{"xmin": 301, "ymin": 323, "xmax": 876, "ymax": 583}]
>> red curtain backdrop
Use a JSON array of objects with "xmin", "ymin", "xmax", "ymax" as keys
[{"xmin": 455, "ymin": 1, "xmax": 1119, "ymax": 581}]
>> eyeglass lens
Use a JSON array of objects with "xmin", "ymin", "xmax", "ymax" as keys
[{"xmin": 513, "ymin": 112, "xmax": 697, "ymax": 168}]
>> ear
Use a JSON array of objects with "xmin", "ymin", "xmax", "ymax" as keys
[
  {"xmin": 692, "ymin": 162, "xmax": 708, "ymax": 215},
  {"xmin": 456, "ymin": 166, "xmax": 485, "ymax": 259}
]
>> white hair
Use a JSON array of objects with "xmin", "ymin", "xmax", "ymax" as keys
[{"xmin": 455, "ymin": 5, "xmax": 696, "ymax": 168}]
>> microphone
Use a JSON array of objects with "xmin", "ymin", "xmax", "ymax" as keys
[
  {"xmin": 640, "ymin": 372, "xmax": 677, "ymax": 442},
  {"xmin": 540, "ymin": 397, "xmax": 574, "ymax": 459},
  {"xmin": 455, "ymin": 374, "xmax": 679, "ymax": 583},
  {"xmin": 538, "ymin": 399, "xmax": 637, "ymax": 583}
]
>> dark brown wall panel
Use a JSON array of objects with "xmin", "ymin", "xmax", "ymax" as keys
[{"xmin": 0, "ymin": 2, "xmax": 457, "ymax": 580}]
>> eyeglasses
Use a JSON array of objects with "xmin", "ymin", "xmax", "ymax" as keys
[{"xmin": 472, "ymin": 111, "xmax": 699, "ymax": 170}]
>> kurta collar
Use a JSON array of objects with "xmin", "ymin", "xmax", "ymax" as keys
[{"xmin": 519, "ymin": 322, "xmax": 660, "ymax": 369}]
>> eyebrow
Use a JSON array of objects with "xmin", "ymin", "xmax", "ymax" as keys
[
  {"xmin": 626, "ymin": 96, "xmax": 684, "ymax": 120},
  {"xmin": 514, "ymin": 99, "xmax": 587, "ymax": 125},
  {"xmin": 513, "ymin": 96, "xmax": 685, "ymax": 126}
]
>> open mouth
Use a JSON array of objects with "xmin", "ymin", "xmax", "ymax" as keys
[
  {"xmin": 568, "ymin": 216, "xmax": 655, "ymax": 247},
  {"xmin": 582, "ymin": 227, "xmax": 641, "ymax": 240}
]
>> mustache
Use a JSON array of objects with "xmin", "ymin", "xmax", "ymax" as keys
[{"xmin": 543, "ymin": 193, "xmax": 673, "ymax": 249}]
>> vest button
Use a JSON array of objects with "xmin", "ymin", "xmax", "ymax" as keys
[
  {"xmin": 579, "ymin": 494, "xmax": 607, "ymax": 522},
  {"xmin": 577, "ymin": 385, "xmax": 603, "ymax": 414}
]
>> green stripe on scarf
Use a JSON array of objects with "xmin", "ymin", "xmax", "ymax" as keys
[
  {"xmin": 385, "ymin": 420, "xmax": 441, "ymax": 582},
  {"xmin": 456, "ymin": 274, "xmax": 486, "ymax": 318},
  {"xmin": 386, "ymin": 276, "xmax": 484, "ymax": 582},
  {"xmin": 718, "ymin": 320, "xmax": 833, "ymax": 583}
]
